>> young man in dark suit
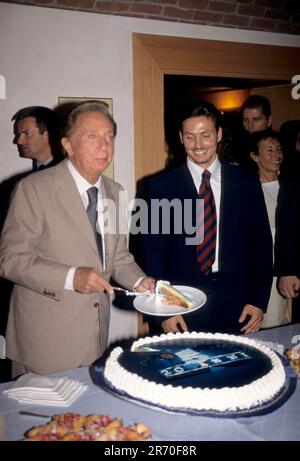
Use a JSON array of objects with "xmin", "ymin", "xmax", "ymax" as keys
[
  {"xmin": 137, "ymin": 102, "xmax": 273, "ymax": 335},
  {"xmin": 275, "ymin": 162, "xmax": 300, "ymax": 323}
]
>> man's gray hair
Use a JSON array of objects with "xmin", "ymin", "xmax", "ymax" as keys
[{"xmin": 62, "ymin": 100, "xmax": 117, "ymax": 138}]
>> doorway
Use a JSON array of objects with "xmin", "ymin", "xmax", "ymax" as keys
[
  {"xmin": 164, "ymin": 74, "xmax": 291, "ymax": 168},
  {"xmin": 132, "ymin": 33, "xmax": 300, "ymax": 181}
]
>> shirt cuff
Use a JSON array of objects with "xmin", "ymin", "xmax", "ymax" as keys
[
  {"xmin": 133, "ymin": 276, "xmax": 145, "ymax": 290},
  {"xmin": 65, "ymin": 267, "xmax": 76, "ymax": 290}
]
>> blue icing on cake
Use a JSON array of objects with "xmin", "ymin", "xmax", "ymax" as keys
[
  {"xmin": 119, "ymin": 338, "xmax": 272, "ymax": 389},
  {"xmin": 103, "ymin": 332, "xmax": 287, "ymax": 413}
]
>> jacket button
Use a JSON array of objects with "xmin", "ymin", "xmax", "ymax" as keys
[{"xmin": 93, "ymin": 302, "xmax": 100, "ymax": 308}]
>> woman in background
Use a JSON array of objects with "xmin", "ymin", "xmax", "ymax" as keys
[{"xmin": 250, "ymin": 129, "xmax": 290, "ymax": 328}]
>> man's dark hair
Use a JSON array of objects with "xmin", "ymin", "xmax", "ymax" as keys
[
  {"xmin": 12, "ymin": 106, "xmax": 63, "ymax": 160},
  {"xmin": 181, "ymin": 101, "xmax": 222, "ymax": 132},
  {"xmin": 250, "ymin": 128, "xmax": 281, "ymax": 155},
  {"xmin": 241, "ymin": 95, "xmax": 271, "ymax": 118}
]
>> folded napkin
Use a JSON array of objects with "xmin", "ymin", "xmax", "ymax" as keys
[{"xmin": 3, "ymin": 373, "xmax": 87, "ymax": 406}]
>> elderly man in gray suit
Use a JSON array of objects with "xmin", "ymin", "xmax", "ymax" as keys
[{"xmin": 0, "ymin": 101, "xmax": 155, "ymax": 377}]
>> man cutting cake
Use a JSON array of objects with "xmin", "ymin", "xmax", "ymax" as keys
[
  {"xmin": 135, "ymin": 102, "xmax": 273, "ymax": 335},
  {"xmin": 0, "ymin": 101, "xmax": 155, "ymax": 377}
]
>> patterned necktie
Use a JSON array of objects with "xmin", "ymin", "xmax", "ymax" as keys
[
  {"xmin": 86, "ymin": 186, "xmax": 103, "ymax": 262},
  {"xmin": 196, "ymin": 170, "xmax": 217, "ymax": 275}
]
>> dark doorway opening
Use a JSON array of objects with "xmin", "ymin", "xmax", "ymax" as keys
[{"xmin": 164, "ymin": 75, "xmax": 289, "ymax": 168}]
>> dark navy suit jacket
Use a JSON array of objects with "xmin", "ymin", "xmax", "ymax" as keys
[
  {"xmin": 136, "ymin": 161, "xmax": 273, "ymax": 334},
  {"xmin": 275, "ymin": 163, "xmax": 300, "ymax": 278}
]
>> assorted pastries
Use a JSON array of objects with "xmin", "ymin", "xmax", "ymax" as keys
[
  {"xmin": 24, "ymin": 413, "xmax": 151, "ymax": 441},
  {"xmin": 285, "ymin": 348, "xmax": 300, "ymax": 378}
]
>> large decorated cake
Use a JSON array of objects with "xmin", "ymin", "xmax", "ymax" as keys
[{"xmin": 103, "ymin": 331, "xmax": 289, "ymax": 414}]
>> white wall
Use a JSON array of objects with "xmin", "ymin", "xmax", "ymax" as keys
[
  {"xmin": 1, "ymin": 3, "xmax": 300, "ymax": 192},
  {"xmin": 1, "ymin": 3, "xmax": 299, "ymax": 342}
]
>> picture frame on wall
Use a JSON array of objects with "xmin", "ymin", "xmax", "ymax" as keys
[{"xmin": 57, "ymin": 96, "xmax": 114, "ymax": 180}]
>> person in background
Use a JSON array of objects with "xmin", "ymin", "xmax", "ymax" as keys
[
  {"xmin": 219, "ymin": 95, "xmax": 272, "ymax": 168},
  {"xmin": 136, "ymin": 102, "xmax": 273, "ymax": 335},
  {"xmin": 1, "ymin": 106, "xmax": 64, "ymax": 230},
  {"xmin": 11, "ymin": 105, "xmax": 63, "ymax": 170},
  {"xmin": 275, "ymin": 159, "xmax": 300, "ymax": 324},
  {"xmin": 0, "ymin": 100, "xmax": 155, "ymax": 377},
  {"xmin": 250, "ymin": 129, "xmax": 290, "ymax": 328},
  {"xmin": 279, "ymin": 119, "xmax": 300, "ymax": 179},
  {"xmin": 0, "ymin": 106, "xmax": 64, "ymax": 380},
  {"xmin": 241, "ymin": 95, "xmax": 272, "ymax": 135}
]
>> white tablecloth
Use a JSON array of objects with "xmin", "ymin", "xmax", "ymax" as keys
[{"xmin": 0, "ymin": 323, "xmax": 299, "ymax": 441}]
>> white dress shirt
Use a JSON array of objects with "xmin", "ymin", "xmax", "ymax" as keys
[
  {"xmin": 65, "ymin": 160, "xmax": 106, "ymax": 290},
  {"xmin": 187, "ymin": 156, "xmax": 221, "ymax": 272},
  {"xmin": 261, "ymin": 180, "xmax": 279, "ymax": 242}
]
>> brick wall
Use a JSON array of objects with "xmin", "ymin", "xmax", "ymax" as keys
[{"xmin": 3, "ymin": 0, "xmax": 300, "ymax": 35}]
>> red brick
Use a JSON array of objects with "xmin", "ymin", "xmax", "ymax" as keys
[
  {"xmin": 208, "ymin": 1, "xmax": 236, "ymax": 14},
  {"xmin": 152, "ymin": 0, "xmax": 177, "ymax": 4},
  {"xmin": 255, "ymin": 0, "xmax": 282, "ymax": 7},
  {"xmin": 131, "ymin": 4, "xmax": 162, "ymax": 15},
  {"xmin": 57, "ymin": 0, "xmax": 95, "ymax": 7},
  {"xmin": 147, "ymin": 15, "xmax": 181, "ymax": 21},
  {"xmin": 95, "ymin": 1, "xmax": 131, "ymax": 12},
  {"xmin": 179, "ymin": 0, "xmax": 208, "ymax": 8},
  {"xmin": 194, "ymin": 11, "xmax": 223, "ymax": 22},
  {"xmin": 238, "ymin": 5, "xmax": 266, "ymax": 17},
  {"xmin": 222, "ymin": 14, "xmax": 249, "ymax": 27},
  {"xmin": 164, "ymin": 6, "xmax": 194, "ymax": 20},
  {"xmin": 7, "ymin": 0, "xmax": 300, "ymax": 37},
  {"xmin": 264, "ymin": 8, "xmax": 290, "ymax": 21},
  {"xmin": 250, "ymin": 17, "xmax": 279, "ymax": 30},
  {"xmin": 35, "ymin": 0, "xmax": 56, "ymax": 5}
]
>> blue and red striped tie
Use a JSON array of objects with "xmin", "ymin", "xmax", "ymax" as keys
[{"xmin": 196, "ymin": 170, "xmax": 217, "ymax": 275}]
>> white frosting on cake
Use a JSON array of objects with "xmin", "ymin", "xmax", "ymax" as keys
[
  {"xmin": 155, "ymin": 280, "xmax": 170, "ymax": 295},
  {"xmin": 104, "ymin": 332, "xmax": 286, "ymax": 413},
  {"xmin": 154, "ymin": 280, "xmax": 169, "ymax": 306}
]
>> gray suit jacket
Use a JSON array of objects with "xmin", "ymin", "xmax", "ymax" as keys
[{"xmin": 0, "ymin": 160, "xmax": 144, "ymax": 373}]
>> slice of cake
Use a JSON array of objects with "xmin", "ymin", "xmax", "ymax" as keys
[{"xmin": 155, "ymin": 281, "xmax": 194, "ymax": 308}]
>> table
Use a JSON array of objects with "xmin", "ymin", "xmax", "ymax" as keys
[{"xmin": 0, "ymin": 324, "xmax": 299, "ymax": 441}]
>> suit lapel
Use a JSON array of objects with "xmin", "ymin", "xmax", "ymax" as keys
[
  {"xmin": 100, "ymin": 176, "xmax": 119, "ymax": 269},
  {"xmin": 53, "ymin": 160, "xmax": 100, "ymax": 259},
  {"xmin": 219, "ymin": 162, "xmax": 239, "ymax": 271},
  {"xmin": 176, "ymin": 163, "xmax": 199, "ymax": 198}
]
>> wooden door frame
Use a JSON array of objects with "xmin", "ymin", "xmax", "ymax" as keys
[{"xmin": 133, "ymin": 33, "xmax": 300, "ymax": 182}]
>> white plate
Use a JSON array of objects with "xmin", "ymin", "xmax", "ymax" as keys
[{"xmin": 133, "ymin": 285, "xmax": 207, "ymax": 317}]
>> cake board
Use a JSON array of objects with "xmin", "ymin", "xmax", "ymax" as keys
[{"xmin": 92, "ymin": 354, "xmax": 297, "ymax": 419}]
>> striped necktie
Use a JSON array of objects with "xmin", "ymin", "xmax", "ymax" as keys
[
  {"xmin": 196, "ymin": 170, "xmax": 217, "ymax": 275},
  {"xmin": 86, "ymin": 186, "xmax": 103, "ymax": 263}
]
